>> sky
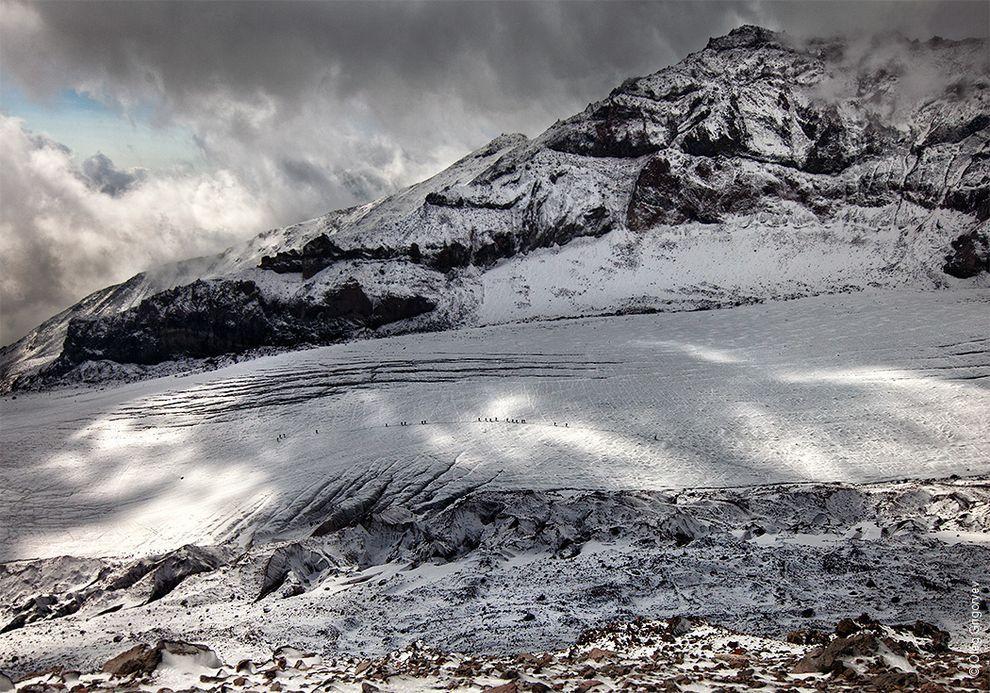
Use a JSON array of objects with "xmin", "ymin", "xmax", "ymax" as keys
[{"xmin": 0, "ymin": 0, "xmax": 988, "ymax": 345}]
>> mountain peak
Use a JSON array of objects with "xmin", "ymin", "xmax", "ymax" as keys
[{"xmin": 706, "ymin": 24, "xmax": 788, "ymax": 52}]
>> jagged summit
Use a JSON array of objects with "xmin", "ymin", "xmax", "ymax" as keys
[
  {"xmin": 705, "ymin": 24, "xmax": 790, "ymax": 51},
  {"xmin": 1, "ymin": 25, "xmax": 987, "ymax": 390}
]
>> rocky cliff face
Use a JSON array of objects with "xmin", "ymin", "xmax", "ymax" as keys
[
  {"xmin": 54, "ymin": 279, "xmax": 437, "ymax": 368},
  {"xmin": 2, "ymin": 26, "xmax": 988, "ymax": 389}
]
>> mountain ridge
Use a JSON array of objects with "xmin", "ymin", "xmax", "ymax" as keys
[{"xmin": 2, "ymin": 25, "xmax": 988, "ymax": 391}]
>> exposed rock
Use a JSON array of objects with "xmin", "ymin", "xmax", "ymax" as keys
[
  {"xmin": 871, "ymin": 670, "xmax": 920, "ymax": 688},
  {"xmin": 257, "ymin": 543, "xmax": 333, "ymax": 601},
  {"xmin": 585, "ymin": 648, "xmax": 615, "ymax": 662},
  {"xmin": 545, "ymin": 98, "xmax": 663, "ymax": 158},
  {"xmin": 482, "ymin": 683, "xmax": 518, "ymax": 693},
  {"xmin": 835, "ymin": 617, "xmax": 861, "ymax": 637},
  {"xmin": 52, "ymin": 278, "xmax": 436, "ymax": 369},
  {"xmin": 102, "ymin": 644, "xmax": 159, "ymax": 677},
  {"xmin": 102, "ymin": 640, "xmax": 222, "ymax": 678},
  {"xmin": 0, "ymin": 593, "xmax": 84, "ymax": 634},
  {"xmin": 895, "ymin": 620, "xmax": 952, "ymax": 653},
  {"xmin": 147, "ymin": 545, "xmax": 225, "ymax": 603},
  {"xmin": 786, "ymin": 629, "xmax": 829, "ymax": 646},
  {"xmin": 706, "ymin": 24, "xmax": 790, "ymax": 52},
  {"xmin": 943, "ymin": 231, "xmax": 990, "ymax": 278},
  {"xmin": 791, "ymin": 632, "xmax": 879, "ymax": 674},
  {"xmin": 259, "ymin": 235, "xmax": 400, "ymax": 278}
]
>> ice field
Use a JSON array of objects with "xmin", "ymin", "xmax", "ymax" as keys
[{"xmin": 1, "ymin": 289, "xmax": 988, "ymax": 563}]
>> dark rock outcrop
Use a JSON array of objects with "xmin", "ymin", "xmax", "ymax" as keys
[
  {"xmin": 259, "ymin": 235, "xmax": 400, "ymax": 278},
  {"xmin": 147, "ymin": 545, "xmax": 225, "ymax": 603},
  {"xmin": 545, "ymin": 99, "xmax": 663, "ymax": 158},
  {"xmin": 54, "ymin": 278, "xmax": 436, "ymax": 369},
  {"xmin": 627, "ymin": 155, "xmax": 769, "ymax": 229},
  {"xmin": 943, "ymin": 231, "xmax": 990, "ymax": 278},
  {"xmin": 0, "ymin": 593, "xmax": 84, "ymax": 635}
]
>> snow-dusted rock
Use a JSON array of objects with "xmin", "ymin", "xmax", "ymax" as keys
[{"xmin": 1, "ymin": 25, "xmax": 987, "ymax": 389}]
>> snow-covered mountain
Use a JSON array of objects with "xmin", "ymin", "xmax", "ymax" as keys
[
  {"xmin": 2, "ymin": 25, "xmax": 988, "ymax": 391},
  {"xmin": 2, "ymin": 26, "xmax": 990, "ymax": 683}
]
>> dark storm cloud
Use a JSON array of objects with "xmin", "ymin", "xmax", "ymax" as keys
[
  {"xmin": 4, "ymin": 1, "xmax": 985, "ymax": 116},
  {"xmin": 279, "ymin": 157, "xmax": 332, "ymax": 190},
  {"xmin": 0, "ymin": 0, "xmax": 987, "ymax": 343}
]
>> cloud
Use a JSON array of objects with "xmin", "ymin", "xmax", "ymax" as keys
[
  {"xmin": 0, "ymin": 0, "xmax": 987, "ymax": 343},
  {"xmin": 81, "ymin": 152, "xmax": 146, "ymax": 196},
  {"xmin": 0, "ymin": 115, "xmax": 271, "ymax": 343}
]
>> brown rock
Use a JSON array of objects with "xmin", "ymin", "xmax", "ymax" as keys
[
  {"xmin": 586, "ymin": 648, "xmax": 616, "ymax": 662},
  {"xmin": 575, "ymin": 681, "xmax": 604, "ymax": 693},
  {"xmin": 102, "ymin": 641, "xmax": 221, "ymax": 678},
  {"xmin": 906, "ymin": 620, "xmax": 952, "ymax": 653},
  {"xmin": 786, "ymin": 629, "xmax": 828, "ymax": 646},
  {"xmin": 872, "ymin": 670, "xmax": 920, "ymax": 688},
  {"xmin": 482, "ymin": 683, "xmax": 518, "ymax": 693},
  {"xmin": 835, "ymin": 618, "xmax": 860, "ymax": 638},
  {"xmin": 101, "ymin": 644, "xmax": 159, "ymax": 677},
  {"xmin": 792, "ymin": 633, "xmax": 878, "ymax": 674},
  {"xmin": 715, "ymin": 653, "xmax": 750, "ymax": 668}
]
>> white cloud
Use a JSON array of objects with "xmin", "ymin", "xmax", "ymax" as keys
[{"xmin": 0, "ymin": 115, "xmax": 272, "ymax": 343}]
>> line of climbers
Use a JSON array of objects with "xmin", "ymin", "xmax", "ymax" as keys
[{"xmin": 382, "ymin": 417, "xmax": 577, "ymax": 427}]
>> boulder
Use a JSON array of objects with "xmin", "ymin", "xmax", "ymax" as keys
[
  {"xmin": 102, "ymin": 641, "xmax": 222, "ymax": 678},
  {"xmin": 791, "ymin": 633, "xmax": 879, "ymax": 674}
]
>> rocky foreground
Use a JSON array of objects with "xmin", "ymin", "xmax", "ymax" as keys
[{"xmin": 3, "ymin": 615, "xmax": 987, "ymax": 692}]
